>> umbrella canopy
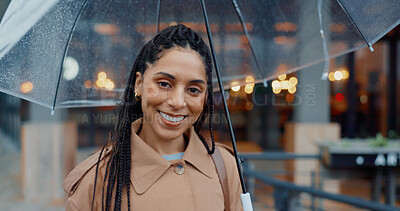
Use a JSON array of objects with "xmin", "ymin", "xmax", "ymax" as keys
[{"xmin": 1, "ymin": 0, "xmax": 399, "ymax": 110}]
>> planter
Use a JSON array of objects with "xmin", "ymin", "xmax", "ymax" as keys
[{"xmin": 318, "ymin": 139, "xmax": 400, "ymax": 169}]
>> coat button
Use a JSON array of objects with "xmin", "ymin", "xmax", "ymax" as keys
[{"xmin": 175, "ymin": 164, "xmax": 185, "ymax": 175}]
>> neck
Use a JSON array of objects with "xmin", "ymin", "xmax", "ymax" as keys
[{"xmin": 138, "ymin": 122, "xmax": 186, "ymax": 155}]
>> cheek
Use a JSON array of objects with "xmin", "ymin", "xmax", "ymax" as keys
[
  {"xmin": 145, "ymin": 86, "xmax": 159, "ymax": 98},
  {"xmin": 187, "ymin": 95, "xmax": 206, "ymax": 115},
  {"xmin": 142, "ymin": 86, "xmax": 165, "ymax": 107}
]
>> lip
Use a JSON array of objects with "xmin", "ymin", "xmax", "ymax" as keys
[{"xmin": 158, "ymin": 110, "xmax": 187, "ymax": 127}]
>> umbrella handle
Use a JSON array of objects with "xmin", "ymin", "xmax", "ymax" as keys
[{"xmin": 241, "ymin": 192, "xmax": 254, "ymax": 211}]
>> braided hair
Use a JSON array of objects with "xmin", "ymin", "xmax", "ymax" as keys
[{"xmin": 92, "ymin": 24, "xmax": 216, "ymax": 211}]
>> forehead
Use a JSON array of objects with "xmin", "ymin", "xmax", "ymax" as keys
[{"xmin": 144, "ymin": 49, "xmax": 207, "ymax": 80}]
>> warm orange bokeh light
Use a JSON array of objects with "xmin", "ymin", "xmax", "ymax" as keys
[
  {"xmin": 275, "ymin": 22, "xmax": 297, "ymax": 32},
  {"xmin": 84, "ymin": 80, "xmax": 92, "ymax": 89},
  {"xmin": 20, "ymin": 82, "xmax": 33, "ymax": 94},
  {"xmin": 94, "ymin": 24, "xmax": 120, "ymax": 36},
  {"xmin": 98, "ymin": 72, "xmax": 107, "ymax": 80}
]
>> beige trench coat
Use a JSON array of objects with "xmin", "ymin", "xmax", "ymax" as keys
[{"xmin": 63, "ymin": 118, "xmax": 243, "ymax": 211}]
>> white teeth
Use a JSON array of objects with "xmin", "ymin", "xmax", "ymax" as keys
[{"xmin": 159, "ymin": 111, "xmax": 185, "ymax": 122}]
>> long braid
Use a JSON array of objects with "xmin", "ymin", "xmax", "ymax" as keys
[
  {"xmin": 208, "ymin": 92, "xmax": 216, "ymax": 154},
  {"xmin": 105, "ymin": 145, "xmax": 118, "ymax": 211},
  {"xmin": 91, "ymin": 144, "xmax": 106, "ymax": 211},
  {"xmin": 101, "ymin": 149, "xmax": 112, "ymax": 210},
  {"xmin": 92, "ymin": 24, "xmax": 215, "ymax": 210},
  {"xmin": 113, "ymin": 136, "xmax": 124, "ymax": 210},
  {"xmin": 126, "ymin": 133, "xmax": 131, "ymax": 211}
]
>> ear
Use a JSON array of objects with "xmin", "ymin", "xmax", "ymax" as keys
[{"xmin": 135, "ymin": 72, "xmax": 143, "ymax": 96}]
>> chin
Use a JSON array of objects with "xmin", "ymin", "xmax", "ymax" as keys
[{"xmin": 156, "ymin": 127, "xmax": 187, "ymax": 140}]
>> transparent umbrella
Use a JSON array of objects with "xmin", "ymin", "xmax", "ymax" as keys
[
  {"xmin": 1, "ymin": 0, "xmax": 399, "ymax": 110},
  {"xmin": 2, "ymin": 0, "xmax": 400, "ymax": 210}
]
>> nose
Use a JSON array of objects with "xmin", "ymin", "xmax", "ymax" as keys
[{"xmin": 167, "ymin": 87, "xmax": 187, "ymax": 110}]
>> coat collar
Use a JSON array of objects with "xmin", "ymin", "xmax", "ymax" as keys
[{"xmin": 130, "ymin": 118, "xmax": 214, "ymax": 194}]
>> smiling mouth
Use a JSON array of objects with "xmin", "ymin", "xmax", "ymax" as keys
[{"xmin": 158, "ymin": 111, "xmax": 187, "ymax": 123}]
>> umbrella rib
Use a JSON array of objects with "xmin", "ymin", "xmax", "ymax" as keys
[
  {"xmin": 230, "ymin": 0, "xmax": 263, "ymax": 79},
  {"xmin": 336, "ymin": 0, "xmax": 374, "ymax": 51},
  {"xmin": 51, "ymin": 0, "xmax": 89, "ymax": 113},
  {"xmin": 199, "ymin": 0, "xmax": 247, "ymax": 194},
  {"xmin": 156, "ymin": 0, "xmax": 161, "ymax": 34}
]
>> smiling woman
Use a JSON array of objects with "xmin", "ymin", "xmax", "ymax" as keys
[
  {"xmin": 63, "ymin": 24, "xmax": 243, "ymax": 211},
  {"xmin": 136, "ymin": 49, "xmax": 208, "ymax": 153}
]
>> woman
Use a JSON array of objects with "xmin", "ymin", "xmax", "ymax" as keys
[{"xmin": 63, "ymin": 24, "xmax": 243, "ymax": 211}]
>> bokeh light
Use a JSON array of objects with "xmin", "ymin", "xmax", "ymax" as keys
[
  {"xmin": 286, "ymin": 94, "xmax": 295, "ymax": 103},
  {"xmin": 231, "ymin": 81, "xmax": 240, "ymax": 92},
  {"xmin": 335, "ymin": 93, "xmax": 344, "ymax": 101},
  {"xmin": 289, "ymin": 77, "xmax": 298, "ymax": 85},
  {"xmin": 288, "ymin": 86, "xmax": 296, "ymax": 94},
  {"xmin": 245, "ymin": 102, "xmax": 254, "ymax": 110},
  {"xmin": 84, "ymin": 80, "xmax": 92, "ymax": 89},
  {"xmin": 105, "ymin": 79, "xmax": 115, "ymax": 90},
  {"xmin": 272, "ymin": 80, "xmax": 280, "ymax": 89},
  {"xmin": 98, "ymin": 72, "xmax": 107, "ymax": 80},
  {"xmin": 20, "ymin": 82, "xmax": 33, "ymax": 94},
  {"xmin": 245, "ymin": 75, "xmax": 255, "ymax": 83},
  {"xmin": 334, "ymin": 71, "xmax": 343, "ymax": 81},
  {"xmin": 273, "ymin": 88, "xmax": 281, "ymax": 94},
  {"xmin": 328, "ymin": 72, "xmax": 335, "ymax": 81},
  {"xmin": 244, "ymin": 84, "xmax": 254, "ymax": 94},
  {"xmin": 360, "ymin": 95, "xmax": 368, "ymax": 104},
  {"xmin": 278, "ymin": 74, "xmax": 287, "ymax": 80}
]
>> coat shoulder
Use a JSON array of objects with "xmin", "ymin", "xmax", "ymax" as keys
[
  {"xmin": 63, "ymin": 145, "xmax": 112, "ymax": 196},
  {"xmin": 215, "ymin": 142, "xmax": 236, "ymax": 169},
  {"xmin": 215, "ymin": 142, "xmax": 234, "ymax": 157}
]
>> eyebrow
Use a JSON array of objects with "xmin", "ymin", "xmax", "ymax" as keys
[
  {"xmin": 189, "ymin": 79, "xmax": 206, "ymax": 84},
  {"xmin": 154, "ymin": 72, "xmax": 175, "ymax": 80},
  {"xmin": 154, "ymin": 71, "xmax": 206, "ymax": 84}
]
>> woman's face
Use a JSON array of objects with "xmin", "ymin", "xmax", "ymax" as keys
[{"xmin": 135, "ymin": 48, "xmax": 208, "ymax": 140}]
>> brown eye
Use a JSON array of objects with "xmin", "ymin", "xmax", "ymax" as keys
[
  {"xmin": 188, "ymin": 87, "xmax": 200, "ymax": 94},
  {"xmin": 158, "ymin": 81, "xmax": 171, "ymax": 88}
]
